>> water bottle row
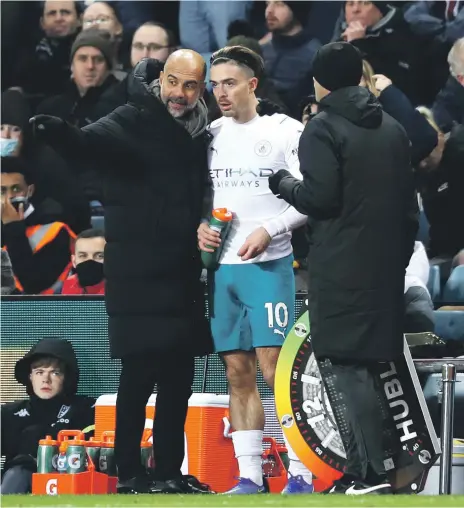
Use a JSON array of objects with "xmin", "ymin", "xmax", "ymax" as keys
[{"xmin": 37, "ymin": 430, "xmax": 154, "ymax": 476}]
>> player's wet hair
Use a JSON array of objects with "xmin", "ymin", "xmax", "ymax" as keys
[{"xmin": 210, "ymin": 45, "xmax": 264, "ymax": 79}]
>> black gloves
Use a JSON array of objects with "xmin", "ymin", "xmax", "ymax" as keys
[
  {"xmin": 29, "ymin": 115, "xmax": 66, "ymax": 141},
  {"xmin": 256, "ymin": 99, "xmax": 285, "ymax": 117},
  {"xmin": 268, "ymin": 169, "xmax": 292, "ymax": 197}
]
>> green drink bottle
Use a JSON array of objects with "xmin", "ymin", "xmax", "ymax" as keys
[
  {"xmin": 66, "ymin": 439, "xmax": 87, "ymax": 474},
  {"xmin": 201, "ymin": 208, "xmax": 233, "ymax": 270},
  {"xmin": 37, "ymin": 436, "xmax": 59, "ymax": 473}
]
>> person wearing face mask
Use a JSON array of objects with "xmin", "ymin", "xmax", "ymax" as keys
[
  {"xmin": 62, "ymin": 228, "xmax": 106, "ymax": 294},
  {"xmin": 0, "ymin": 337, "xmax": 95, "ymax": 494},
  {"xmin": 1, "ymin": 157, "xmax": 76, "ymax": 294},
  {"xmin": 1, "ymin": 88, "xmax": 91, "ymax": 235}
]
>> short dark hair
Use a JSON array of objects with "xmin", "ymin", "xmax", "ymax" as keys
[
  {"xmin": 1, "ymin": 156, "xmax": 33, "ymax": 185},
  {"xmin": 210, "ymin": 45, "xmax": 264, "ymax": 79},
  {"xmin": 76, "ymin": 228, "xmax": 105, "ymax": 241},
  {"xmin": 139, "ymin": 21, "xmax": 177, "ymax": 48}
]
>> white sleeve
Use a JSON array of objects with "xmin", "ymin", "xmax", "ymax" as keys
[
  {"xmin": 262, "ymin": 119, "xmax": 307, "ymax": 238},
  {"xmin": 406, "ymin": 241, "xmax": 430, "ymax": 286}
]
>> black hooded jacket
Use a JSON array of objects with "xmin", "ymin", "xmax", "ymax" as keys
[
  {"xmin": 1, "ymin": 338, "xmax": 95, "ymax": 473},
  {"xmin": 33, "ymin": 59, "xmax": 213, "ymax": 359},
  {"xmin": 278, "ymin": 87, "xmax": 418, "ymax": 362}
]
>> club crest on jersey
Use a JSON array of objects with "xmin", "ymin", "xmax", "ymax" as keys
[
  {"xmin": 57, "ymin": 405, "xmax": 70, "ymax": 419},
  {"xmin": 254, "ymin": 140, "xmax": 272, "ymax": 157}
]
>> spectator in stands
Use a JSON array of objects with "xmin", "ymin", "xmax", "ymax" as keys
[
  {"xmin": 404, "ymin": 1, "xmax": 464, "ymax": 44},
  {"xmin": 261, "ymin": 1, "xmax": 321, "ymax": 117},
  {"xmin": 36, "ymin": 28, "xmax": 119, "ymax": 126},
  {"xmin": 82, "ymin": 1, "xmax": 126, "ymax": 78},
  {"xmin": 360, "ymin": 64, "xmax": 438, "ymax": 166},
  {"xmin": 332, "ymin": 1, "xmax": 444, "ymax": 105},
  {"xmin": 1, "ymin": 88, "xmax": 91, "ymax": 234},
  {"xmin": 416, "ymin": 120, "xmax": 464, "ymax": 258},
  {"xmin": 269, "ymin": 42, "xmax": 418, "ymax": 494},
  {"xmin": 31, "ymin": 52, "xmax": 214, "ymax": 494},
  {"xmin": 432, "ymin": 37, "xmax": 464, "ymax": 133},
  {"xmin": 1, "ymin": 250, "xmax": 17, "ymax": 296},
  {"xmin": 11, "ymin": 1, "xmax": 82, "ymax": 104},
  {"xmin": 36, "ymin": 29, "xmax": 121, "ymax": 202},
  {"xmin": 62, "ymin": 228, "xmax": 105, "ymax": 295},
  {"xmin": 405, "ymin": 241, "xmax": 435, "ymax": 333},
  {"xmin": 97, "ymin": 22, "xmax": 178, "ymax": 116},
  {"xmin": 131, "ymin": 21, "xmax": 177, "ymax": 67},
  {"xmin": 179, "ymin": 0, "xmax": 252, "ymax": 53},
  {"xmin": 1, "ymin": 157, "xmax": 76, "ymax": 295},
  {"xmin": 0, "ymin": 338, "xmax": 95, "ymax": 494}
]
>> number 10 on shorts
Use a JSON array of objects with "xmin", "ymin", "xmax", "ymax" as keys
[{"xmin": 265, "ymin": 302, "xmax": 289, "ymax": 329}]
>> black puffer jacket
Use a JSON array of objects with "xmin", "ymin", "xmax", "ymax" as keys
[
  {"xmin": 278, "ymin": 87, "xmax": 418, "ymax": 362},
  {"xmin": 33, "ymin": 59, "xmax": 213, "ymax": 359},
  {"xmin": 1, "ymin": 338, "xmax": 95, "ymax": 473}
]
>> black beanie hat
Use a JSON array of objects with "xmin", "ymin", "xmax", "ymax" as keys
[
  {"xmin": 312, "ymin": 41, "xmax": 363, "ymax": 92},
  {"xmin": 283, "ymin": 1, "xmax": 311, "ymax": 26},
  {"xmin": 70, "ymin": 28, "xmax": 115, "ymax": 69},
  {"xmin": 1, "ymin": 89, "xmax": 31, "ymax": 132},
  {"xmin": 371, "ymin": 2, "xmax": 390, "ymax": 16}
]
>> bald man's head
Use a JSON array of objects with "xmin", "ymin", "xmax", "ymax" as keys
[{"xmin": 159, "ymin": 50, "xmax": 206, "ymax": 118}]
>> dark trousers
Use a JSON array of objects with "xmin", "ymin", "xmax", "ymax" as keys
[
  {"xmin": 114, "ymin": 351, "xmax": 194, "ymax": 481},
  {"xmin": 0, "ymin": 466, "xmax": 32, "ymax": 494},
  {"xmin": 318, "ymin": 358, "xmax": 397, "ymax": 484}
]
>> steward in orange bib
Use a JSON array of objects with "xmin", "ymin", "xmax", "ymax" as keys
[{"xmin": 1, "ymin": 157, "xmax": 76, "ymax": 294}]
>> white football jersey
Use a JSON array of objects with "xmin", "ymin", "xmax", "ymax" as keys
[{"xmin": 207, "ymin": 113, "xmax": 306, "ymax": 264}]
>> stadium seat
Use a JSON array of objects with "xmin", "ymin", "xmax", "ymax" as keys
[
  {"xmin": 433, "ymin": 310, "xmax": 464, "ymax": 342},
  {"xmin": 427, "ymin": 265, "xmax": 441, "ymax": 303},
  {"xmin": 91, "ymin": 216, "xmax": 105, "ymax": 231},
  {"xmin": 416, "ymin": 209, "xmax": 430, "ymax": 247},
  {"xmin": 442, "ymin": 266, "xmax": 464, "ymax": 304}
]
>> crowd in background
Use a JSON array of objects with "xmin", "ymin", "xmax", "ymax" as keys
[{"xmin": 1, "ymin": 1, "xmax": 463, "ymax": 308}]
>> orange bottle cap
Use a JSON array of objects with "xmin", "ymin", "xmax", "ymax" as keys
[
  {"xmin": 70, "ymin": 439, "xmax": 86, "ymax": 446},
  {"xmin": 212, "ymin": 208, "xmax": 233, "ymax": 222},
  {"xmin": 85, "ymin": 440, "xmax": 101, "ymax": 447},
  {"xmin": 39, "ymin": 436, "xmax": 58, "ymax": 446},
  {"xmin": 101, "ymin": 442, "xmax": 114, "ymax": 448},
  {"xmin": 141, "ymin": 441, "xmax": 151, "ymax": 448},
  {"xmin": 59, "ymin": 442, "xmax": 68, "ymax": 452}
]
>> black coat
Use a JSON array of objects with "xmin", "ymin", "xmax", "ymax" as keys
[
  {"xmin": 36, "ymin": 60, "xmax": 213, "ymax": 359},
  {"xmin": 278, "ymin": 87, "xmax": 418, "ymax": 362},
  {"xmin": 1, "ymin": 338, "xmax": 95, "ymax": 473}
]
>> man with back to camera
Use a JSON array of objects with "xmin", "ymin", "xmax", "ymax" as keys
[
  {"xmin": 268, "ymin": 41, "xmax": 418, "ymax": 495},
  {"xmin": 1, "ymin": 337, "xmax": 95, "ymax": 494},
  {"xmin": 30, "ymin": 50, "xmax": 215, "ymax": 494},
  {"xmin": 197, "ymin": 46, "xmax": 315, "ymax": 495}
]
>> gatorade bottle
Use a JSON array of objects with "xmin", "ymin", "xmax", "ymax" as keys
[
  {"xmin": 57, "ymin": 442, "xmax": 68, "ymax": 473},
  {"xmin": 66, "ymin": 439, "xmax": 87, "ymax": 474},
  {"xmin": 85, "ymin": 438, "xmax": 101, "ymax": 471},
  {"xmin": 201, "ymin": 208, "xmax": 233, "ymax": 270},
  {"xmin": 37, "ymin": 436, "xmax": 59, "ymax": 473},
  {"xmin": 99, "ymin": 432, "xmax": 117, "ymax": 476}
]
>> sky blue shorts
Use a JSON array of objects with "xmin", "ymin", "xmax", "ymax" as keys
[{"xmin": 210, "ymin": 255, "xmax": 295, "ymax": 353}]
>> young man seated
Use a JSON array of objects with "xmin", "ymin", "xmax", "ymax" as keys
[
  {"xmin": 62, "ymin": 228, "xmax": 106, "ymax": 294},
  {"xmin": 0, "ymin": 338, "xmax": 95, "ymax": 494}
]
